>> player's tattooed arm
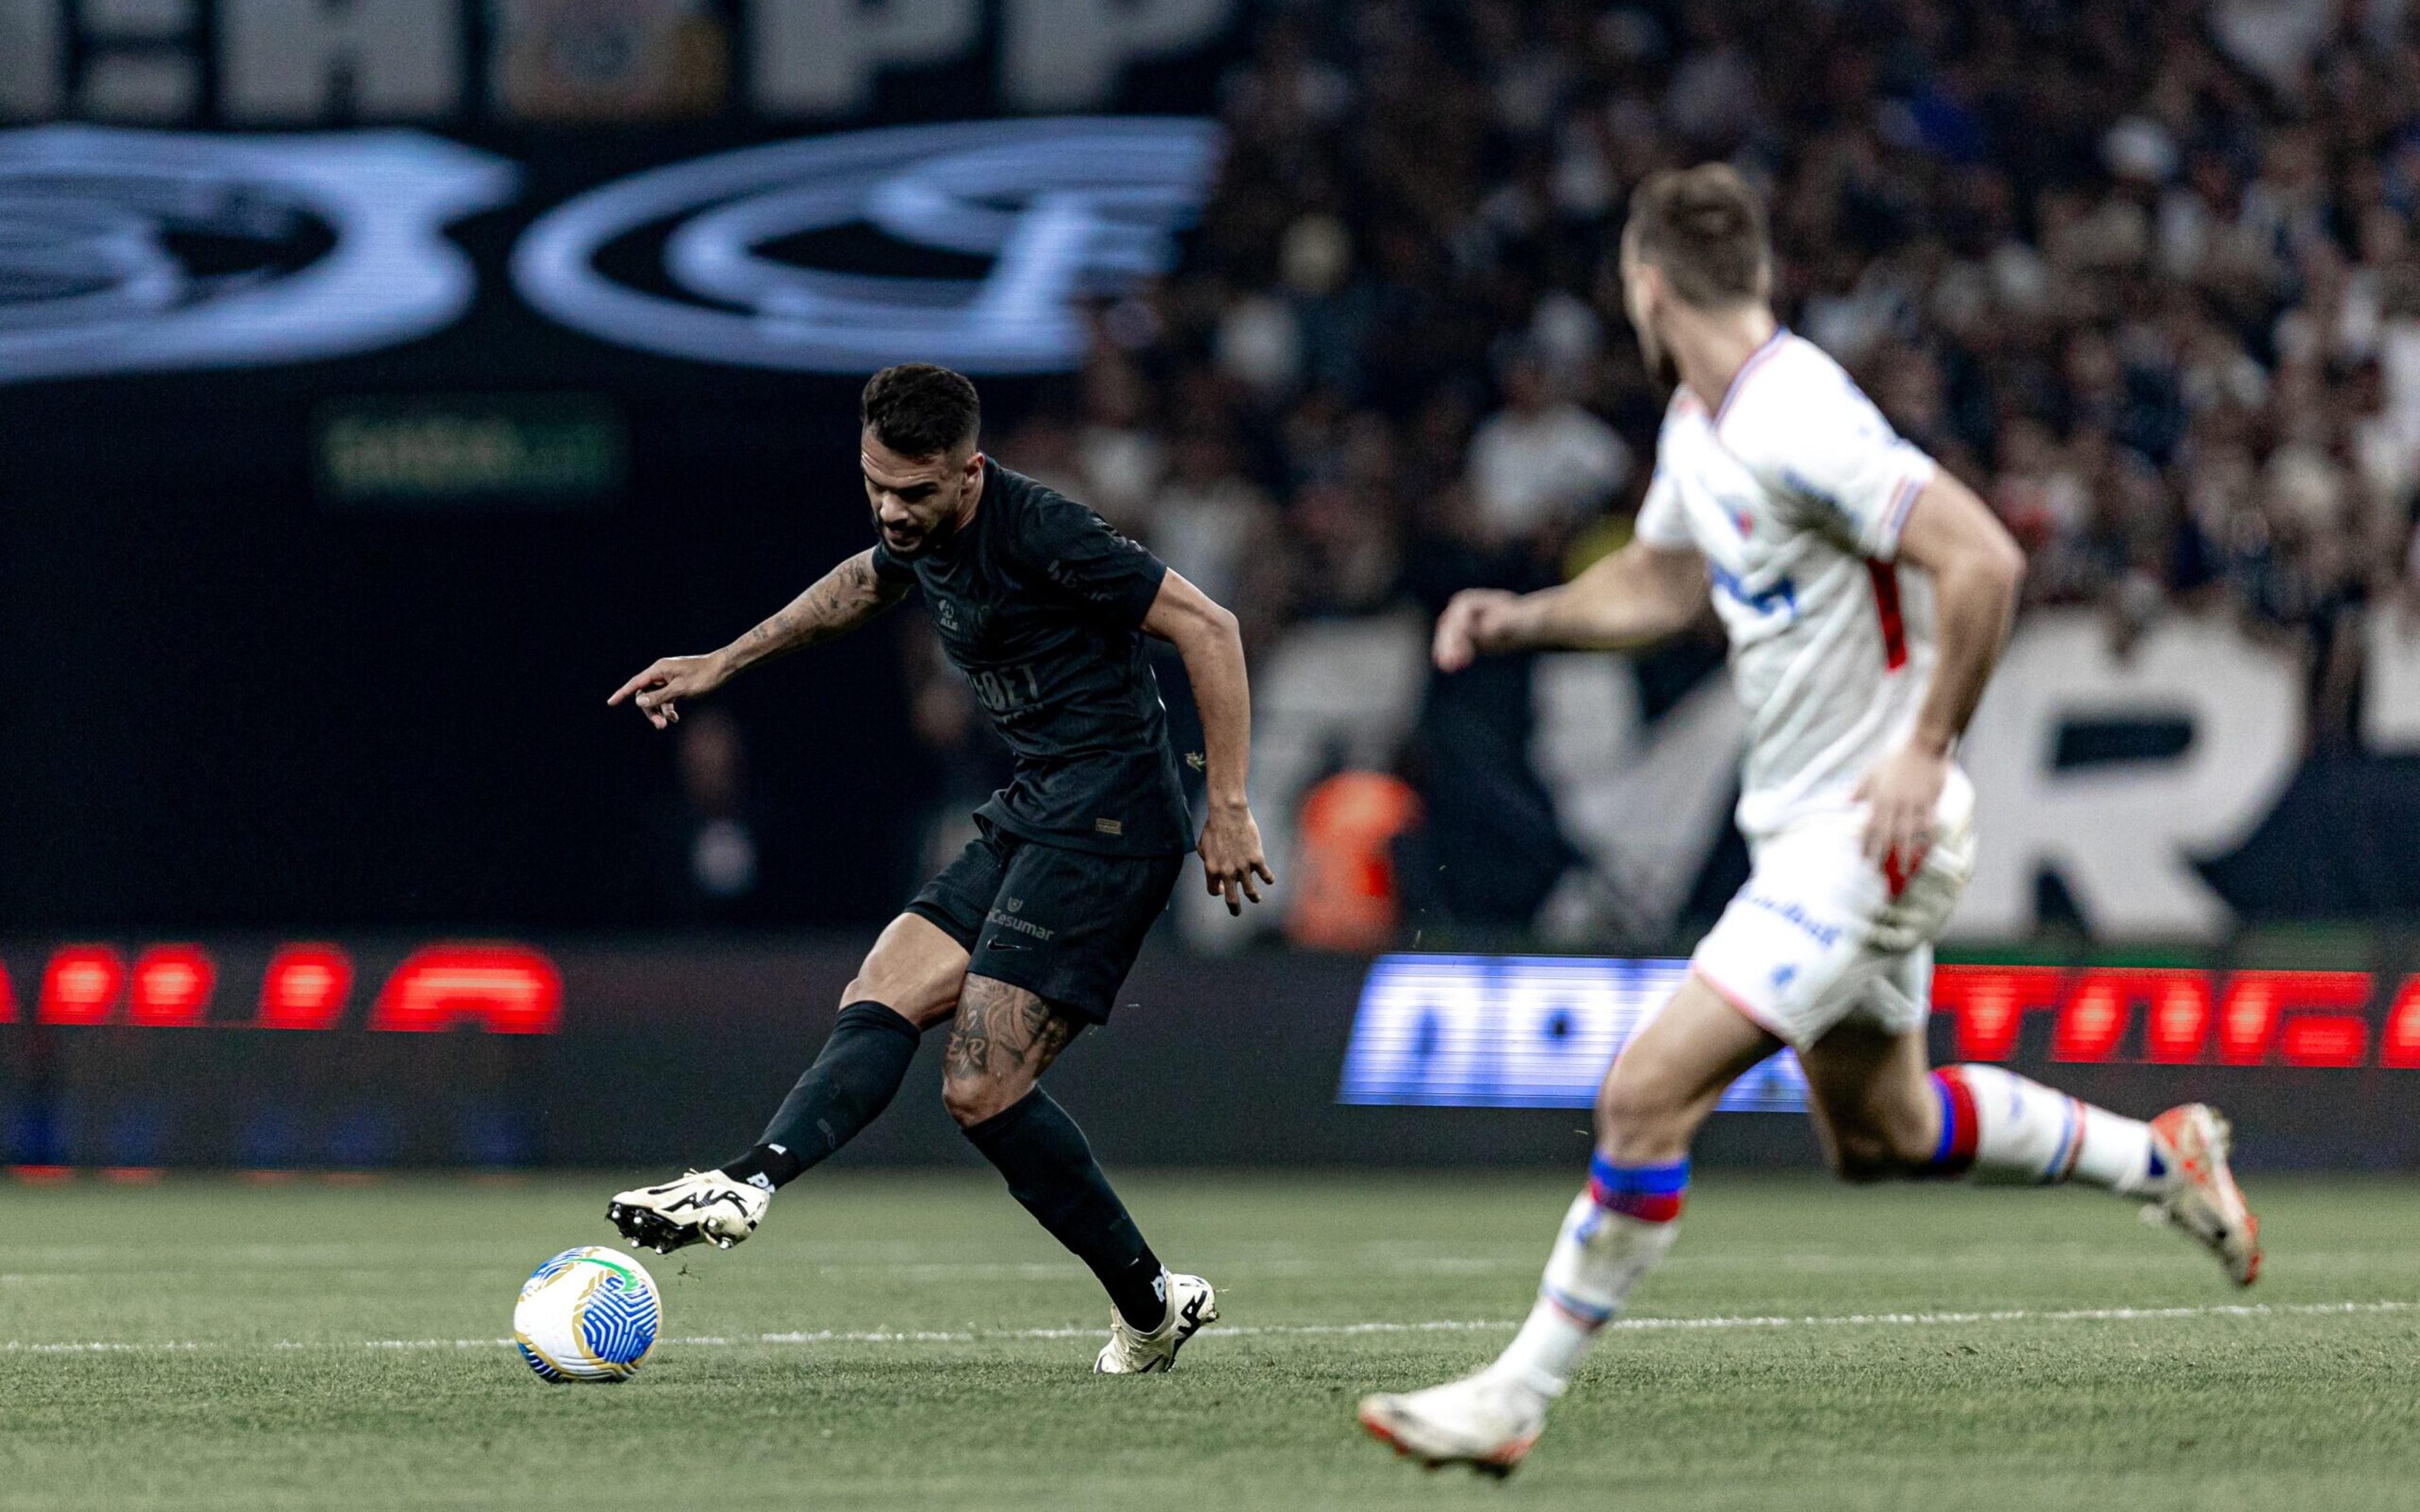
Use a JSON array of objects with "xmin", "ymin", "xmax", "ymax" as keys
[
  {"xmin": 723, "ymin": 549, "xmax": 910, "ymax": 670},
  {"xmin": 608, "ymin": 550, "xmax": 909, "ymax": 728},
  {"xmin": 1432, "ymin": 540, "xmax": 1707, "ymax": 672}
]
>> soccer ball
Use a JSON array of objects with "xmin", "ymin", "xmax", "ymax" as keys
[{"xmin": 512, "ymin": 1246, "xmax": 661, "ymax": 1382}]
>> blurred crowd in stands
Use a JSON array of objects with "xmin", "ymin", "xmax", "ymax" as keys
[{"xmin": 981, "ymin": 0, "xmax": 2420, "ymax": 752}]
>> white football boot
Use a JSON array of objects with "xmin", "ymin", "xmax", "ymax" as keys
[
  {"xmin": 1357, "ymin": 1372, "xmax": 1547, "ymax": 1478},
  {"xmin": 2145, "ymin": 1104, "xmax": 2262, "ymax": 1286},
  {"xmin": 606, "ymin": 1169, "xmax": 769, "ymax": 1254},
  {"xmin": 1092, "ymin": 1270, "xmax": 1218, "ymax": 1373}
]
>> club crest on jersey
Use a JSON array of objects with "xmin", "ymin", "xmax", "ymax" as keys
[
  {"xmin": 1708, "ymin": 559, "xmax": 1797, "ymax": 619},
  {"xmin": 933, "ymin": 597, "xmax": 986, "ymax": 637}
]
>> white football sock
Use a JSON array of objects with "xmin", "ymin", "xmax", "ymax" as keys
[
  {"xmin": 1487, "ymin": 1158, "xmax": 1685, "ymax": 1400},
  {"xmin": 1934, "ymin": 1065, "xmax": 2171, "ymax": 1196}
]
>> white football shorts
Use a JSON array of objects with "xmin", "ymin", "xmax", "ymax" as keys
[{"xmin": 1689, "ymin": 767, "xmax": 1976, "ymax": 1050}]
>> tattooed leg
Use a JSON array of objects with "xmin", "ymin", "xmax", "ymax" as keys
[
  {"xmin": 945, "ymin": 976, "xmax": 1168, "ymax": 1329},
  {"xmin": 941, "ymin": 975, "xmax": 1081, "ymax": 1126}
]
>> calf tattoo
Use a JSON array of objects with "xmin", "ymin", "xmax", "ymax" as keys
[{"xmin": 945, "ymin": 975, "xmax": 1080, "ymax": 1087}]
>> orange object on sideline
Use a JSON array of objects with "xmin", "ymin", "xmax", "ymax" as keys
[{"xmin": 1287, "ymin": 772, "xmax": 1422, "ymax": 953}]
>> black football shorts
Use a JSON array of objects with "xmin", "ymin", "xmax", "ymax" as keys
[{"xmin": 906, "ymin": 816, "xmax": 1187, "ymax": 1022}]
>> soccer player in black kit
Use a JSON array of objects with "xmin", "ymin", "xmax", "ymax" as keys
[{"xmin": 604, "ymin": 364, "xmax": 1272, "ymax": 1373}]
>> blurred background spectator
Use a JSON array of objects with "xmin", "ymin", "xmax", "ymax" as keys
[
  {"xmin": 1036, "ymin": 0, "xmax": 2420, "ymax": 768},
  {"xmin": 650, "ymin": 707, "xmax": 770, "ymax": 924},
  {"xmin": 17, "ymin": 0, "xmax": 2420, "ymax": 943}
]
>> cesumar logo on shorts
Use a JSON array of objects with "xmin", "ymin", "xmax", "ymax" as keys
[
  {"xmin": 513, "ymin": 117, "xmax": 1222, "ymax": 375},
  {"xmin": 0, "ymin": 125, "xmax": 516, "ymax": 386},
  {"xmin": 987, "ymin": 905, "xmax": 1054, "ymax": 941}
]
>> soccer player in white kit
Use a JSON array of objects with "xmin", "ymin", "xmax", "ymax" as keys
[{"xmin": 1356, "ymin": 164, "xmax": 2261, "ymax": 1477}]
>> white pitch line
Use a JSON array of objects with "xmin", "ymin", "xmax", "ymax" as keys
[{"xmin": 4, "ymin": 1300, "xmax": 2412, "ymax": 1355}]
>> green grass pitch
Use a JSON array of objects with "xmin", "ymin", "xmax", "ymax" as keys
[{"xmin": 3, "ymin": 1171, "xmax": 2415, "ymax": 1510}]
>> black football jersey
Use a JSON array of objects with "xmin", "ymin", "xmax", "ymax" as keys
[{"xmin": 872, "ymin": 459, "xmax": 1191, "ymax": 856}]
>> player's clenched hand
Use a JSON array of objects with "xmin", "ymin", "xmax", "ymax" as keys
[
  {"xmin": 608, "ymin": 653, "xmax": 730, "ymax": 730},
  {"xmin": 1198, "ymin": 803, "xmax": 1274, "ymax": 917},
  {"xmin": 1855, "ymin": 742, "xmax": 1947, "ymax": 883},
  {"xmin": 1432, "ymin": 588, "xmax": 1524, "ymax": 672}
]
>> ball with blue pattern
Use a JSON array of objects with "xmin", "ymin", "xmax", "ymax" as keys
[{"xmin": 512, "ymin": 1246, "xmax": 661, "ymax": 1383}]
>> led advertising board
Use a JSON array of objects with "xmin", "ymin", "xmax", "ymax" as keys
[{"xmin": 1337, "ymin": 955, "xmax": 2420, "ymax": 1111}]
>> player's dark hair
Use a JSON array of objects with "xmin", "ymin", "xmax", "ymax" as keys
[
  {"xmin": 861, "ymin": 363, "xmax": 981, "ymax": 458},
  {"xmin": 1627, "ymin": 164, "xmax": 1770, "ymax": 308}
]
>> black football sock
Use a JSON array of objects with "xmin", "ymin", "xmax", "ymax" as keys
[
  {"xmin": 720, "ymin": 1002, "xmax": 924, "ymax": 1189},
  {"xmin": 962, "ymin": 1088, "xmax": 1167, "ymax": 1331}
]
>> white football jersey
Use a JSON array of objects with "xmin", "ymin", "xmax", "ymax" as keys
[{"xmin": 1634, "ymin": 329, "xmax": 1940, "ymax": 839}]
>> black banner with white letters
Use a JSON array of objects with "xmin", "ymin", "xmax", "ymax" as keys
[{"xmin": 0, "ymin": 0, "xmax": 1246, "ymax": 129}]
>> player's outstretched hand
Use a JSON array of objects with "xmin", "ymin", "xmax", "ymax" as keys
[
  {"xmin": 1199, "ymin": 803, "xmax": 1274, "ymax": 917},
  {"xmin": 1855, "ymin": 742, "xmax": 1946, "ymax": 885},
  {"xmin": 1432, "ymin": 588, "xmax": 1523, "ymax": 673},
  {"xmin": 608, "ymin": 653, "xmax": 730, "ymax": 730}
]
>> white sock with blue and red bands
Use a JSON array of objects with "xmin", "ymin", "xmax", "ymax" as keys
[
  {"xmin": 1486, "ymin": 1154, "xmax": 1686, "ymax": 1400},
  {"xmin": 1928, "ymin": 1065, "xmax": 2172, "ymax": 1196}
]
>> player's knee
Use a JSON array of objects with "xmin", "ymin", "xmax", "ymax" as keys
[
  {"xmin": 1826, "ymin": 1130, "xmax": 1902, "ymax": 1184},
  {"xmin": 942, "ymin": 1070, "xmax": 1019, "ymax": 1128},
  {"xmin": 843, "ymin": 971, "xmax": 957, "ymax": 1031},
  {"xmin": 1824, "ymin": 1120, "xmax": 1935, "ymax": 1183},
  {"xmin": 1883, "ymin": 1116, "xmax": 1945, "ymax": 1176},
  {"xmin": 1593, "ymin": 1079, "xmax": 1690, "ymax": 1159}
]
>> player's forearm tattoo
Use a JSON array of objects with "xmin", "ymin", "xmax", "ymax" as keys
[
  {"xmin": 727, "ymin": 551, "xmax": 904, "ymax": 668},
  {"xmin": 944, "ymin": 977, "xmax": 1077, "ymax": 1085}
]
